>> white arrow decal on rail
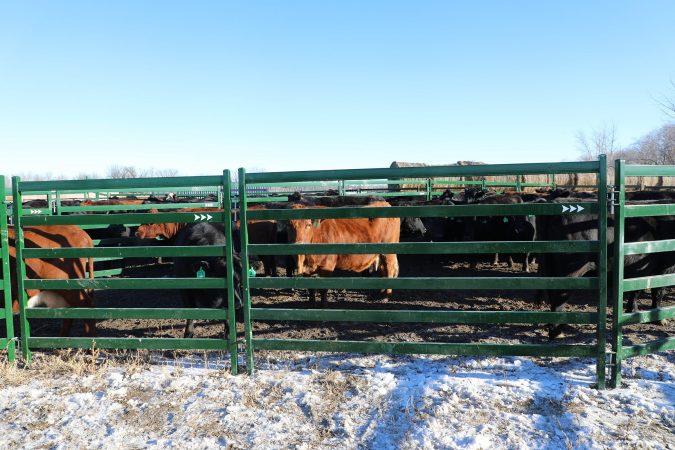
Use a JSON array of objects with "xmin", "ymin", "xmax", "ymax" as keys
[
  {"xmin": 31, "ymin": 209, "xmax": 40, "ymax": 214},
  {"xmin": 569, "ymin": 205, "xmax": 577, "ymax": 212},
  {"xmin": 206, "ymin": 214, "xmax": 212, "ymax": 221},
  {"xmin": 562, "ymin": 205, "xmax": 569, "ymax": 213},
  {"xmin": 194, "ymin": 214, "xmax": 200, "ymax": 221},
  {"xmin": 576, "ymin": 205, "xmax": 584, "ymax": 213}
]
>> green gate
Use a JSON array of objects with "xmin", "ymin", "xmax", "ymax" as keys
[
  {"xmin": 12, "ymin": 173, "xmax": 240, "ymax": 374},
  {"xmin": 238, "ymin": 157, "xmax": 610, "ymax": 388},
  {"xmin": 1, "ymin": 176, "xmax": 16, "ymax": 361},
  {"xmin": 610, "ymin": 161, "xmax": 675, "ymax": 387}
]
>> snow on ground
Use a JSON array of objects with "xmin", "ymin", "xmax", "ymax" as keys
[{"xmin": 0, "ymin": 351, "xmax": 673, "ymax": 449}]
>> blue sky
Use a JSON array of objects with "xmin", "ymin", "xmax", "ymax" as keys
[{"xmin": 1, "ymin": 1, "xmax": 674, "ymax": 178}]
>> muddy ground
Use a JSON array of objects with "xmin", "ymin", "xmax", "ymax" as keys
[{"xmin": 14, "ymin": 254, "xmax": 674, "ymax": 351}]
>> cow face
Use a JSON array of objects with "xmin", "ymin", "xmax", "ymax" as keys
[
  {"xmin": 287, "ymin": 218, "xmax": 316, "ymax": 275},
  {"xmin": 136, "ymin": 223, "xmax": 169, "ymax": 239}
]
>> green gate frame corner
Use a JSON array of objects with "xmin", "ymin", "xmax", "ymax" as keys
[
  {"xmin": 0, "ymin": 176, "xmax": 16, "ymax": 362},
  {"xmin": 610, "ymin": 161, "xmax": 675, "ymax": 388},
  {"xmin": 238, "ymin": 159, "xmax": 609, "ymax": 387},
  {"xmin": 12, "ymin": 173, "xmax": 240, "ymax": 374}
]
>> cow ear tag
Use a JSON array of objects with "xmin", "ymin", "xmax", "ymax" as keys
[
  {"xmin": 503, "ymin": 217, "xmax": 509, "ymax": 223},
  {"xmin": 248, "ymin": 267, "xmax": 257, "ymax": 278},
  {"xmin": 312, "ymin": 219, "xmax": 321, "ymax": 228},
  {"xmin": 196, "ymin": 267, "xmax": 205, "ymax": 278}
]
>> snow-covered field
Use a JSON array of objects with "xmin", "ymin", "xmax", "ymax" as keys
[{"xmin": 0, "ymin": 351, "xmax": 673, "ymax": 449}]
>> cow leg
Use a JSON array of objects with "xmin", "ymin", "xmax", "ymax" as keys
[
  {"xmin": 321, "ymin": 289, "xmax": 328, "ymax": 308},
  {"xmin": 378, "ymin": 254, "xmax": 399, "ymax": 300},
  {"xmin": 59, "ymin": 319, "xmax": 73, "ymax": 337},
  {"xmin": 650, "ymin": 288, "xmax": 667, "ymax": 325},
  {"xmin": 492, "ymin": 253, "xmax": 499, "ymax": 265},
  {"xmin": 309, "ymin": 289, "xmax": 317, "ymax": 306},
  {"xmin": 184, "ymin": 320, "xmax": 195, "ymax": 338},
  {"xmin": 624, "ymin": 292, "xmax": 640, "ymax": 313},
  {"xmin": 508, "ymin": 255, "xmax": 516, "ymax": 269},
  {"xmin": 548, "ymin": 291, "xmax": 571, "ymax": 340},
  {"xmin": 524, "ymin": 253, "xmax": 531, "ymax": 273},
  {"xmin": 83, "ymin": 319, "xmax": 96, "ymax": 337}
]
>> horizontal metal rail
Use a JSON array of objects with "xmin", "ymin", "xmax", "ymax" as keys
[
  {"xmin": 22, "ymin": 211, "xmax": 226, "ymax": 226},
  {"xmin": 26, "ymin": 307, "xmax": 229, "ymax": 320},
  {"xmin": 247, "ymin": 202, "xmax": 598, "ymax": 220},
  {"xmin": 622, "ymin": 273, "xmax": 675, "ymax": 292},
  {"xmin": 245, "ymin": 161, "xmax": 600, "ymax": 183},
  {"xmin": 247, "ymin": 240, "xmax": 598, "ymax": 255},
  {"xmin": 623, "ymin": 238, "xmax": 675, "ymax": 255},
  {"xmin": 252, "ymin": 339, "xmax": 598, "ymax": 357},
  {"xmin": 27, "ymin": 337, "xmax": 230, "ymax": 350},
  {"xmin": 24, "ymin": 245, "xmax": 226, "ymax": 258},
  {"xmin": 58, "ymin": 202, "xmax": 220, "ymax": 212},
  {"xmin": 249, "ymin": 276, "xmax": 597, "ymax": 290},
  {"xmin": 19, "ymin": 176, "xmax": 224, "ymax": 192},
  {"xmin": 24, "ymin": 278, "xmax": 228, "ymax": 290},
  {"xmin": 621, "ymin": 337, "xmax": 675, "ymax": 358},
  {"xmin": 619, "ymin": 306, "xmax": 675, "ymax": 326},
  {"xmin": 624, "ymin": 203, "xmax": 675, "ymax": 217},
  {"xmin": 624, "ymin": 165, "xmax": 675, "ymax": 177},
  {"xmin": 250, "ymin": 308, "xmax": 597, "ymax": 324}
]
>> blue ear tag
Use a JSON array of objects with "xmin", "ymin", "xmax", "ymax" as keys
[
  {"xmin": 196, "ymin": 267, "xmax": 205, "ymax": 278},
  {"xmin": 248, "ymin": 267, "xmax": 257, "ymax": 278},
  {"xmin": 503, "ymin": 217, "xmax": 509, "ymax": 223}
]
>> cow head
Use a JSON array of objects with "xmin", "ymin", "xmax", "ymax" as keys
[
  {"xmin": 286, "ymin": 216, "xmax": 318, "ymax": 275},
  {"xmin": 189, "ymin": 254, "xmax": 243, "ymax": 310}
]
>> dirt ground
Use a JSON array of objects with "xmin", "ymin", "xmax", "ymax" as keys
[{"xmin": 14, "ymin": 254, "xmax": 674, "ymax": 350}]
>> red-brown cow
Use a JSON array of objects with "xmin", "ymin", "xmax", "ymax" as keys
[
  {"xmin": 287, "ymin": 201, "xmax": 400, "ymax": 307},
  {"xmin": 8, "ymin": 225, "xmax": 95, "ymax": 336}
]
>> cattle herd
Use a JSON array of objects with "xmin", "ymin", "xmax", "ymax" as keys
[{"xmin": 6, "ymin": 186, "xmax": 675, "ymax": 341}]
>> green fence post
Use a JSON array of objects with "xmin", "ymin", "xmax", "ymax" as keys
[
  {"xmin": 238, "ymin": 168, "xmax": 254, "ymax": 374},
  {"xmin": 223, "ymin": 170, "xmax": 238, "ymax": 375},
  {"xmin": 11, "ymin": 177, "xmax": 31, "ymax": 363},
  {"xmin": 0, "ymin": 177, "xmax": 16, "ymax": 362},
  {"xmin": 338, "ymin": 180, "xmax": 346, "ymax": 196},
  {"xmin": 426, "ymin": 178, "xmax": 432, "ymax": 201},
  {"xmin": 55, "ymin": 191, "xmax": 62, "ymax": 215},
  {"xmin": 610, "ymin": 159, "xmax": 626, "ymax": 388},
  {"xmin": 596, "ymin": 154, "xmax": 608, "ymax": 389}
]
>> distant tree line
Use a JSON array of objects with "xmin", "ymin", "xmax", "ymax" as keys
[{"xmin": 578, "ymin": 82, "xmax": 675, "ymax": 165}]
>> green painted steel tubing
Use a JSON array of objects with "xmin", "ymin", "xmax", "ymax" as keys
[
  {"xmin": 238, "ymin": 168, "xmax": 255, "ymax": 373},
  {"xmin": 13, "ymin": 177, "xmax": 32, "ymax": 362},
  {"xmin": 27, "ymin": 337, "xmax": 231, "ymax": 350},
  {"xmin": 0, "ymin": 309, "xmax": 5, "ymax": 320},
  {"xmin": 93, "ymin": 269, "xmax": 124, "ymax": 277},
  {"xmin": 622, "ymin": 273, "xmax": 675, "ymax": 292},
  {"xmin": 596, "ymin": 153, "xmax": 608, "ymax": 389},
  {"xmin": 20, "ymin": 175, "xmax": 224, "ymax": 192},
  {"xmin": 623, "ymin": 165, "xmax": 675, "ymax": 177},
  {"xmin": 610, "ymin": 160, "xmax": 626, "ymax": 388},
  {"xmin": 252, "ymin": 339, "xmax": 598, "ymax": 357},
  {"xmin": 251, "ymin": 308, "xmax": 598, "ymax": 324},
  {"xmin": 21, "ymin": 208, "xmax": 51, "ymax": 215},
  {"xmin": 247, "ymin": 240, "xmax": 599, "ymax": 256},
  {"xmin": 0, "ymin": 176, "xmax": 16, "ymax": 361},
  {"xmin": 619, "ymin": 306, "xmax": 675, "ymax": 326},
  {"xmin": 24, "ymin": 245, "xmax": 227, "ymax": 258},
  {"xmin": 625, "ymin": 203, "xmax": 675, "ymax": 218},
  {"xmin": 247, "ymin": 203, "xmax": 598, "ymax": 221},
  {"xmin": 58, "ymin": 202, "xmax": 219, "ymax": 212},
  {"xmin": 249, "ymin": 276, "xmax": 597, "ymax": 290},
  {"xmin": 26, "ymin": 307, "xmax": 229, "ymax": 320},
  {"xmin": 623, "ymin": 238, "xmax": 675, "ymax": 255},
  {"xmin": 25, "ymin": 278, "xmax": 228, "ymax": 290},
  {"xmin": 245, "ymin": 161, "xmax": 600, "ymax": 183},
  {"xmin": 621, "ymin": 337, "xmax": 675, "ymax": 358},
  {"xmin": 22, "ymin": 211, "xmax": 227, "ymax": 226}
]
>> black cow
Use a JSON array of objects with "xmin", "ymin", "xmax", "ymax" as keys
[
  {"xmin": 173, "ymin": 222, "xmax": 243, "ymax": 338},
  {"xmin": 537, "ymin": 198, "xmax": 672, "ymax": 339}
]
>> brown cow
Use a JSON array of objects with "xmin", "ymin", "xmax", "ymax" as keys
[
  {"xmin": 8, "ymin": 225, "xmax": 95, "ymax": 336},
  {"xmin": 287, "ymin": 201, "xmax": 400, "ymax": 307}
]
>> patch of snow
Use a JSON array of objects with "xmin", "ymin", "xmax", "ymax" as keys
[{"xmin": 0, "ymin": 352, "xmax": 672, "ymax": 449}]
